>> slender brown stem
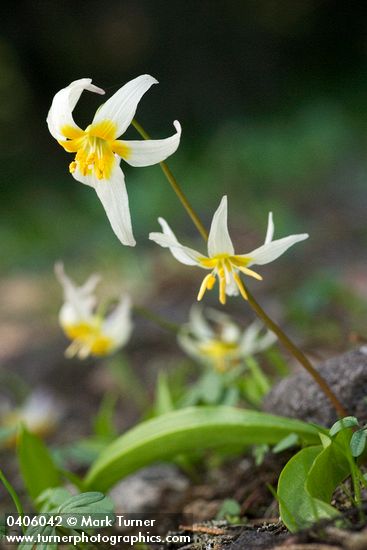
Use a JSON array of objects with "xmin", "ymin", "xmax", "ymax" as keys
[
  {"xmin": 132, "ymin": 119, "xmax": 209, "ymax": 241},
  {"xmin": 133, "ymin": 119, "xmax": 348, "ymax": 418},
  {"xmin": 245, "ymin": 288, "xmax": 348, "ymax": 418}
]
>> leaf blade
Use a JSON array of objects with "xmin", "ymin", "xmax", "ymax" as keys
[{"xmin": 85, "ymin": 406, "xmax": 320, "ymax": 491}]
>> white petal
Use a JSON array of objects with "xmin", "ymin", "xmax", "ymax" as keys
[
  {"xmin": 47, "ymin": 78, "xmax": 105, "ymax": 141},
  {"xmin": 239, "ymin": 321, "xmax": 261, "ymax": 354},
  {"xmin": 119, "ymin": 121, "xmax": 181, "ymax": 166},
  {"xmin": 264, "ymin": 212, "xmax": 274, "ymax": 244},
  {"xmin": 246, "ymin": 233, "xmax": 309, "ymax": 266},
  {"xmin": 149, "ymin": 218, "xmax": 203, "ymax": 266},
  {"xmin": 54, "ymin": 262, "xmax": 99, "ymax": 322},
  {"xmin": 82, "ymin": 163, "xmax": 136, "ymax": 246},
  {"xmin": 93, "ymin": 74, "xmax": 158, "ymax": 137},
  {"xmin": 189, "ymin": 305, "xmax": 214, "ymax": 340},
  {"xmin": 239, "ymin": 322, "xmax": 276, "ymax": 356},
  {"xmin": 207, "ymin": 196, "xmax": 235, "ymax": 257},
  {"xmin": 103, "ymin": 295, "xmax": 133, "ymax": 348},
  {"xmin": 177, "ymin": 331, "xmax": 201, "ymax": 362}
]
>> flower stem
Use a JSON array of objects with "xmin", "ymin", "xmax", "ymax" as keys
[
  {"xmin": 132, "ymin": 119, "xmax": 209, "ymax": 241},
  {"xmin": 245, "ymin": 288, "xmax": 348, "ymax": 418},
  {"xmin": 134, "ymin": 119, "xmax": 348, "ymax": 418}
]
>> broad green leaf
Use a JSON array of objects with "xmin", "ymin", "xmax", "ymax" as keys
[
  {"xmin": 85, "ymin": 406, "xmax": 320, "ymax": 491},
  {"xmin": 329, "ymin": 416, "xmax": 359, "ymax": 436},
  {"xmin": 58, "ymin": 492, "xmax": 115, "ymax": 529},
  {"xmin": 17, "ymin": 426, "xmax": 60, "ymax": 502},
  {"xmin": 278, "ymin": 446, "xmax": 339, "ymax": 532},
  {"xmin": 59, "ymin": 491, "xmax": 114, "ymax": 515},
  {"xmin": 350, "ymin": 429, "xmax": 367, "ymax": 457},
  {"xmin": 306, "ymin": 432, "xmax": 351, "ymax": 503}
]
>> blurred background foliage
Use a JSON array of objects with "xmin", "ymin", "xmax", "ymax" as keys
[{"xmin": 1, "ymin": 0, "xmax": 367, "ymax": 368}]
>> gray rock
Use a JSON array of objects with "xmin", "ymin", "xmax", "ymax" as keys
[
  {"xmin": 109, "ymin": 464, "xmax": 189, "ymax": 513},
  {"xmin": 263, "ymin": 346, "xmax": 367, "ymax": 426}
]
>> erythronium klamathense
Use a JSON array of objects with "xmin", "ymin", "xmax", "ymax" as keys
[
  {"xmin": 47, "ymin": 75, "xmax": 181, "ymax": 246},
  {"xmin": 149, "ymin": 195, "xmax": 309, "ymax": 305}
]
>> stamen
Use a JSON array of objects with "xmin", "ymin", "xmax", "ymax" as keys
[
  {"xmin": 218, "ymin": 267, "xmax": 226, "ymax": 305},
  {"xmin": 237, "ymin": 265, "xmax": 263, "ymax": 280},
  {"xmin": 233, "ymin": 272, "xmax": 248, "ymax": 301},
  {"xmin": 69, "ymin": 161, "xmax": 77, "ymax": 174},
  {"xmin": 197, "ymin": 273, "xmax": 216, "ymax": 301}
]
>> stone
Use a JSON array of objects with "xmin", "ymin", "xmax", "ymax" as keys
[
  {"xmin": 263, "ymin": 346, "xmax": 367, "ymax": 426},
  {"xmin": 109, "ymin": 464, "xmax": 189, "ymax": 514}
]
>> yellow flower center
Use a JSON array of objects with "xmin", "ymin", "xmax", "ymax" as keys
[
  {"xmin": 59, "ymin": 120, "xmax": 130, "ymax": 180},
  {"xmin": 197, "ymin": 254, "xmax": 262, "ymax": 305},
  {"xmin": 63, "ymin": 319, "xmax": 114, "ymax": 358},
  {"xmin": 199, "ymin": 339, "xmax": 240, "ymax": 372}
]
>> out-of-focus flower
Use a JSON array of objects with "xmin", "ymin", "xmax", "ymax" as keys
[
  {"xmin": 55, "ymin": 263, "xmax": 133, "ymax": 359},
  {"xmin": 1, "ymin": 390, "xmax": 62, "ymax": 442},
  {"xmin": 178, "ymin": 305, "xmax": 276, "ymax": 372},
  {"xmin": 150, "ymin": 195, "xmax": 308, "ymax": 305},
  {"xmin": 47, "ymin": 75, "xmax": 181, "ymax": 246}
]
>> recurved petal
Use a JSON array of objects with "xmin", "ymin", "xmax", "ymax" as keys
[
  {"xmin": 189, "ymin": 305, "xmax": 214, "ymax": 340},
  {"xmin": 264, "ymin": 212, "xmax": 274, "ymax": 244},
  {"xmin": 47, "ymin": 78, "xmax": 105, "ymax": 141},
  {"xmin": 103, "ymin": 295, "xmax": 133, "ymax": 348},
  {"xmin": 91, "ymin": 164, "xmax": 136, "ymax": 246},
  {"xmin": 149, "ymin": 218, "xmax": 203, "ymax": 266},
  {"xmin": 114, "ymin": 121, "xmax": 181, "ymax": 166},
  {"xmin": 246, "ymin": 233, "xmax": 309, "ymax": 266},
  {"xmin": 93, "ymin": 74, "xmax": 158, "ymax": 137},
  {"xmin": 207, "ymin": 196, "xmax": 235, "ymax": 257},
  {"xmin": 54, "ymin": 262, "xmax": 98, "ymax": 320}
]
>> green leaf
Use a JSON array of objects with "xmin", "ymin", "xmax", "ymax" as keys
[
  {"xmin": 58, "ymin": 492, "xmax": 115, "ymax": 529},
  {"xmin": 36, "ymin": 488, "xmax": 72, "ymax": 513},
  {"xmin": 17, "ymin": 426, "xmax": 60, "ymax": 503},
  {"xmin": 216, "ymin": 498, "xmax": 241, "ymax": 520},
  {"xmin": 58, "ymin": 491, "xmax": 114, "ymax": 515},
  {"xmin": 306, "ymin": 432, "xmax": 351, "ymax": 503},
  {"xmin": 272, "ymin": 433, "xmax": 299, "ymax": 454},
  {"xmin": 93, "ymin": 394, "xmax": 118, "ymax": 439},
  {"xmin": 278, "ymin": 445, "xmax": 339, "ymax": 532},
  {"xmin": 350, "ymin": 429, "xmax": 367, "ymax": 457},
  {"xmin": 18, "ymin": 524, "xmax": 57, "ymax": 550},
  {"xmin": 329, "ymin": 416, "xmax": 359, "ymax": 436},
  {"xmin": 85, "ymin": 406, "xmax": 320, "ymax": 491},
  {"xmin": 154, "ymin": 371, "xmax": 175, "ymax": 415}
]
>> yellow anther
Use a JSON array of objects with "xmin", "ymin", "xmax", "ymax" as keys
[
  {"xmin": 237, "ymin": 265, "xmax": 263, "ymax": 280},
  {"xmin": 233, "ymin": 272, "xmax": 248, "ymax": 301},
  {"xmin": 69, "ymin": 161, "xmax": 77, "ymax": 173},
  {"xmin": 218, "ymin": 267, "xmax": 226, "ymax": 305},
  {"xmin": 197, "ymin": 273, "xmax": 216, "ymax": 301},
  {"xmin": 62, "ymin": 120, "xmax": 116, "ymax": 180}
]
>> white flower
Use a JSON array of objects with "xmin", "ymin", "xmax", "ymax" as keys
[
  {"xmin": 1, "ymin": 390, "xmax": 62, "ymax": 441},
  {"xmin": 178, "ymin": 305, "xmax": 276, "ymax": 372},
  {"xmin": 47, "ymin": 75, "xmax": 181, "ymax": 246},
  {"xmin": 55, "ymin": 263, "xmax": 133, "ymax": 359},
  {"xmin": 149, "ymin": 195, "xmax": 309, "ymax": 305}
]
